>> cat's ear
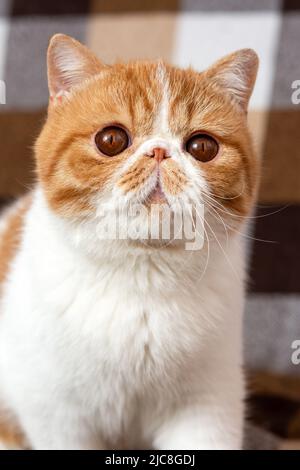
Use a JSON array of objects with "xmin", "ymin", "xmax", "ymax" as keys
[
  {"xmin": 205, "ymin": 49, "xmax": 259, "ymax": 112},
  {"xmin": 47, "ymin": 34, "xmax": 104, "ymax": 100}
]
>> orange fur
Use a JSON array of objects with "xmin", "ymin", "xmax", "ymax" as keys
[
  {"xmin": 160, "ymin": 159, "xmax": 188, "ymax": 196},
  {"xmin": 118, "ymin": 156, "xmax": 157, "ymax": 193},
  {"xmin": 36, "ymin": 62, "xmax": 164, "ymax": 217},
  {"xmin": 0, "ymin": 195, "xmax": 32, "ymax": 288},
  {"xmin": 0, "ymin": 416, "xmax": 27, "ymax": 450},
  {"xmin": 166, "ymin": 64, "xmax": 259, "ymax": 217}
]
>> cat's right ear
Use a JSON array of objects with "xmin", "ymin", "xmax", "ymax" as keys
[{"xmin": 47, "ymin": 34, "xmax": 104, "ymax": 103}]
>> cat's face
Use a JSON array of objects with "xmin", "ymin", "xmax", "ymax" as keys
[{"xmin": 36, "ymin": 35, "xmax": 259, "ymax": 247}]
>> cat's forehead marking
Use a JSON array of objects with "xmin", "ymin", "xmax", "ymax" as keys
[{"xmin": 153, "ymin": 62, "xmax": 170, "ymax": 136}]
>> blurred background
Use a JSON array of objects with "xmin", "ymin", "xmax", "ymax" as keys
[{"xmin": 0, "ymin": 0, "xmax": 300, "ymax": 449}]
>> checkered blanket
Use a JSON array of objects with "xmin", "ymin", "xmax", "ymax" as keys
[{"xmin": 0, "ymin": 0, "xmax": 300, "ymax": 449}]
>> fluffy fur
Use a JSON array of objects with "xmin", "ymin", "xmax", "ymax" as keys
[{"xmin": 0, "ymin": 34, "xmax": 259, "ymax": 449}]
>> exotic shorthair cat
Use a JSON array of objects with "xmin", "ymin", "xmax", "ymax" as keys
[{"xmin": 0, "ymin": 35, "xmax": 259, "ymax": 450}]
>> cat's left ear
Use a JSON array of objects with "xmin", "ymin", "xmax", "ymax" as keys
[
  {"xmin": 204, "ymin": 49, "xmax": 259, "ymax": 112},
  {"xmin": 47, "ymin": 34, "xmax": 104, "ymax": 102}
]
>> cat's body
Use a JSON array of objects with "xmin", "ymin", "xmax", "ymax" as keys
[
  {"xmin": 0, "ymin": 35, "xmax": 259, "ymax": 449},
  {"xmin": 0, "ymin": 189, "xmax": 245, "ymax": 449}
]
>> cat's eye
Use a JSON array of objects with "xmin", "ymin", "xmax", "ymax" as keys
[
  {"xmin": 95, "ymin": 126, "xmax": 130, "ymax": 156},
  {"xmin": 185, "ymin": 134, "xmax": 219, "ymax": 162}
]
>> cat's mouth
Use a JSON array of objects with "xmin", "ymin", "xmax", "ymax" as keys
[{"xmin": 146, "ymin": 179, "xmax": 167, "ymax": 205}]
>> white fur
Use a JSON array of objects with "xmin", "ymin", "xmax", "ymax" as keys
[
  {"xmin": 0, "ymin": 189, "xmax": 246, "ymax": 450},
  {"xmin": 154, "ymin": 63, "xmax": 170, "ymax": 136},
  {"xmin": 0, "ymin": 66, "xmax": 247, "ymax": 450}
]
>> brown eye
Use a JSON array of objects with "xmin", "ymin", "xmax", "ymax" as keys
[
  {"xmin": 185, "ymin": 134, "xmax": 219, "ymax": 162},
  {"xmin": 95, "ymin": 126, "xmax": 130, "ymax": 156}
]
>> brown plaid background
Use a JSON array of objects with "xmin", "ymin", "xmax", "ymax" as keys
[{"xmin": 0, "ymin": 0, "xmax": 300, "ymax": 448}]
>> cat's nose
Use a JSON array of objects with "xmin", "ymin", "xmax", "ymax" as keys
[{"xmin": 148, "ymin": 147, "xmax": 170, "ymax": 163}]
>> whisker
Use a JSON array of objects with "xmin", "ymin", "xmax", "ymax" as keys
[
  {"xmin": 201, "ymin": 188, "xmax": 289, "ymax": 221},
  {"xmin": 207, "ymin": 179, "xmax": 246, "ymax": 201},
  {"xmin": 202, "ymin": 196, "xmax": 276, "ymax": 244},
  {"xmin": 186, "ymin": 203, "xmax": 211, "ymax": 282},
  {"xmin": 196, "ymin": 205, "xmax": 240, "ymax": 281},
  {"xmin": 204, "ymin": 200, "xmax": 229, "ymax": 247}
]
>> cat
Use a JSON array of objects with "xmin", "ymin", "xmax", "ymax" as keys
[{"xmin": 0, "ymin": 34, "xmax": 259, "ymax": 450}]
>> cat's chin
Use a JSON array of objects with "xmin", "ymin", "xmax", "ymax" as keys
[
  {"xmin": 145, "ymin": 181, "xmax": 168, "ymax": 205},
  {"xmin": 126, "ymin": 237, "xmax": 186, "ymax": 250}
]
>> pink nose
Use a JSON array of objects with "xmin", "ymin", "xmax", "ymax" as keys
[{"xmin": 148, "ymin": 147, "xmax": 169, "ymax": 163}]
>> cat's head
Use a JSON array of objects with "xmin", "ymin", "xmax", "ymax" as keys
[{"xmin": 35, "ymin": 34, "xmax": 259, "ymax": 248}]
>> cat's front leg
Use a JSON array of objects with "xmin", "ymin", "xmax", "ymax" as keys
[
  {"xmin": 20, "ymin": 404, "xmax": 105, "ymax": 450},
  {"xmin": 152, "ymin": 367, "xmax": 244, "ymax": 450},
  {"xmin": 152, "ymin": 402, "xmax": 243, "ymax": 450}
]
